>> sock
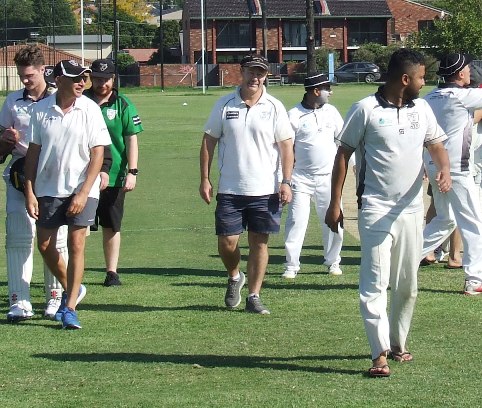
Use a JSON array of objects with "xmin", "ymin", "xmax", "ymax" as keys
[{"xmin": 230, "ymin": 272, "xmax": 240, "ymax": 281}]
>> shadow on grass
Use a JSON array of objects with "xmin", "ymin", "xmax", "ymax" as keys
[
  {"xmin": 32, "ymin": 352, "xmax": 365, "ymax": 375},
  {"xmin": 172, "ymin": 281, "xmax": 359, "ymax": 291},
  {"xmin": 79, "ymin": 303, "xmax": 227, "ymax": 313},
  {"xmin": 84, "ymin": 267, "xmax": 226, "ymax": 277}
]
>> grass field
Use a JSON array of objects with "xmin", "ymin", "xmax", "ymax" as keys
[{"xmin": 0, "ymin": 84, "xmax": 480, "ymax": 407}]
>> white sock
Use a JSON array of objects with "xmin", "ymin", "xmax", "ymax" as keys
[
  {"xmin": 230, "ymin": 272, "xmax": 240, "ymax": 281},
  {"xmin": 248, "ymin": 293, "xmax": 258, "ymax": 299}
]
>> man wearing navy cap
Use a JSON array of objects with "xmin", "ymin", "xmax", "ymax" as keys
[
  {"xmin": 422, "ymin": 53, "xmax": 482, "ymax": 295},
  {"xmin": 84, "ymin": 59, "xmax": 143, "ymax": 287},
  {"xmin": 282, "ymin": 73, "xmax": 345, "ymax": 279},
  {"xmin": 24, "ymin": 60, "xmax": 111, "ymax": 329},
  {"xmin": 200, "ymin": 54, "xmax": 294, "ymax": 314}
]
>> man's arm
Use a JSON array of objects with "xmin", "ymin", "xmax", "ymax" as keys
[
  {"xmin": 67, "ymin": 145, "xmax": 104, "ymax": 216},
  {"xmin": 277, "ymin": 137, "xmax": 294, "ymax": 205},
  {"xmin": 24, "ymin": 142, "xmax": 41, "ymax": 220},
  {"xmin": 123, "ymin": 134, "xmax": 138, "ymax": 192},
  {"xmin": 99, "ymin": 144, "xmax": 112, "ymax": 191},
  {"xmin": 325, "ymin": 146, "xmax": 353, "ymax": 233},
  {"xmin": 426, "ymin": 142, "xmax": 452, "ymax": 193},
  {"xmin": 199, "ymin": 133, "xmax": 218, "ymax": 204}
]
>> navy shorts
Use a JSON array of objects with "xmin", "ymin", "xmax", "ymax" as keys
[
  {"xmin": 96, "ymin": 187, "xmax": 126, "ymax": 232},
  {"xmin": 37, "ymin": 196, "xmax": 99, "ymax": 229},
  {"xmin": 215, "ymin": 193, "xmax": 282, "ymax": 236}
]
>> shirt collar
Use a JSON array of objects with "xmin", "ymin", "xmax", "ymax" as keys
[
  {"xmin": 18, "ymin": 86, "xmax": 53, "ymax": 102},
  {"xmin": 375, "ymin": 85, "xmax": 415, "ymax": 109}
]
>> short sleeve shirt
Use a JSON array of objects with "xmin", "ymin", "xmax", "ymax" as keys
[
  {"xmin": 204, "ymin": 86, "xmax": 294, "ymax": 196},
  {"xmin": 288, "ymin": 101, "xmax": 344, "ymax": 175},
  {"xmin": 337, "ymin": 89, "xmax": 446, "ymax": 214},
  {"xmin": 424, "ymin": 85, "xmax": 482, "ymax": 173},
  {"xmin": 84, "ymin": 89, "xmax": 143, "ymax": 187},
  {"xmin": 28, "ymin": 94, "xmax": 112, "ymax": 199}
]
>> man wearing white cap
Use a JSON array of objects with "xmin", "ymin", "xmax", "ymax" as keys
[
  {"xmin": 422, "ymin": 53, "xmax": 482, "ymax": 295},
  {"xmin": 24, "ymin": 60, "xmax": 111, "ymax": 329},
  {"xmin": 283, "ymin": 73, "xmax": 345, "ymax": 278}
]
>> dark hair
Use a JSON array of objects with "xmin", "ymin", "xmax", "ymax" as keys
[
  {"xmin": 387, "ymin": 49, "xmax": 425, "ymax": 80},
  {"xmin": 13, "ymin": 45, "xmax": 45, "ymax": 67}
]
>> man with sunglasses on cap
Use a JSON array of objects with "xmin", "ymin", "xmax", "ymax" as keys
[
  {"xmin": 0, "ymin": 45, "xmax": 71, "ymax": 322},
  {"xmin": 422, "ymin": 53, "xmax": 482, "ymax": 295},
  {"xmin": 84, "ymin": 58, "xmax": 143, "ymax": 287},
  {"xmin": 24, "ymin": 60, "xmax": 111, "ymax": 329},
  {"xmin": 200, "ymin": 54, "xmax": 294, "ymax": 314},
  {"xmin": 282, "ymin": 73, "xmax": 345, "ymax": 279}
]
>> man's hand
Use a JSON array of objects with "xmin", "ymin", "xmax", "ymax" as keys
[
  {"xmin": 325, "ymin": 204, "xmax": 344, "ymax": 234},
  {"xmin": 99, "ymin": 172, "xmax": 109, "ymax": 191},
  {"xmin": 279, "ymin": 183, "xmax": 292, "ymax": 206},
  {"xmin": 67, "ymin": 192, "xmax": 88, "ymax": 216},
  {"xmin": 25, "ymin": 193, "xmax": 39, "ymax": 220},
  {"xmin": 435, "ymin": 170, "xmax": 452, "ymax": 193},
  {"xmin": 123, "ymin": 173, "xmax": 137, "ymax": 192},
  {"xmin": 199, "ymin": 178, "xmax": 213, "ymax": 204}
]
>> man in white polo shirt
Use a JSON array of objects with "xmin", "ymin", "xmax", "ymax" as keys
[
  {"xmin": 200, "ymin": 54, "xmax": 294, "ymax": 315},
  {"xmin": 283, "ymin": 73, "xmax": 345, "ymax": 278},
  {"xmin": 24, "ymin": 60, "xmax": 111, "ymax": 329},
  {"xmin": 326, "ymin": 49, "xmax": 451, "ymax": 377},
  {"xmin": 422, "ymin": 53, "xmax": 482, "ymax": 295}
]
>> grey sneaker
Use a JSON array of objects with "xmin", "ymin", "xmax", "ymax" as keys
[
  {"xmin": 224, "ymin": 272, "xmax": 245, "ymax": 308},
  {"xmin": 245, "ymin": 295, "xmax": 270, "ymax": 315}
]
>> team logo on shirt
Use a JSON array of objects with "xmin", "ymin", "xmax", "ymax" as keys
[
  {"xmin": 259, "ymin": 111, "xmax": 272, "ymax": 120},
  {"xmin": 106, "ymin": 108, "xmax": 117, "ymax": 120},
  {"xmin": 378, "ymin": 117, "xmax": 394, "ymax": 126},
  {"xmin": 226, "ymin": 111, "xmax": 239, "ymax": 120},
  {"xmin": 407, "ymin": 113, "xmax": 420, "ymax": 129}
]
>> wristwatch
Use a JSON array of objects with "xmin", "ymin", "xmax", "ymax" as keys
[
  {"xmin": 128, "ymin": 168, "xmax": 139, "ymax": 176},
  {"xmin": 281, "ymin": 178, "xmax": 292, "ymax": 187}
]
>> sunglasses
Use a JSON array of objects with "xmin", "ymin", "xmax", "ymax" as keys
[{"xmin": 70, "ymin": 75, "xmax": 88, "ymax": 83}]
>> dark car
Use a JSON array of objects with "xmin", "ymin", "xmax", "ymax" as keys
[{"xmin": 333, "ymin": 62, "xmax": 381, "ymax": 84}]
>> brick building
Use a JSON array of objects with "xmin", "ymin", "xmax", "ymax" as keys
[{"xmin": 182, "ymin": 0, "xmax": 446, "ymax": 64}]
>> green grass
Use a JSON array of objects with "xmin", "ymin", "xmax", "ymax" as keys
[{"xmin": 0, "ymin": 85, "xmax": 480, "ymax": 407}]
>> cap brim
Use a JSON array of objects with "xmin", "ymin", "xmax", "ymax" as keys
[
  {"xmin": 242, "ymin": 63, "xmax": 268, "ymax": 70},
  {"xmin": 90, "ymin": 71, "xmax": 114, "ymax": 78},
  {"xmin": 63, "ymin": 68, "xmax": 92, "ymax": 77}
]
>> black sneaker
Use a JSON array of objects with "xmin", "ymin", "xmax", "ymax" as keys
[
  {"xmin": 224, "ymin": 272, "xmax": 245, "ymax": 308},
  {"xmin": 245, "ymin": 295, "xmax": 270, "ymax": 315},
  {"xmin": 104, "ymin": 271, "xmax": 121, "ymax": 287}
]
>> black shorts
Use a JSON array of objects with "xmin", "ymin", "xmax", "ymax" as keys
[{"xmin": 96, "ymin": 187, "xmax": 126, "ymax": 232}]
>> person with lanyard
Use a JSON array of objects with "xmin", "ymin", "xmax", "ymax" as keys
[
  {"xmin": 84, "ymin": 59, "xmax": 143, "ymax": 287},
  {"xmin": 283, "ymin": 73, "xmax": 345, "ymax": 279},
  {"xmin": 421, "ymin": 53, "xmax": 482, "ymax": 295},
  {"xmin": 326, "ymin": 49, "xmax": 451, "ymax": 377},
  {"xmin": 0, "ymin": 45, "xmax": 73, "ymax": 322}
]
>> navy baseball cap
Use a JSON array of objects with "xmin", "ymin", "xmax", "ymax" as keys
[
  {"xmin": 53, "ymin": 60, "xmax": 91, "ymax": 78},
  {"xmin": 90, "ymin": 59, "xmax": 116, "ymax": 78},
  {"xmin": 437, "ymin": 53, "xmax": 473, "ymax": 77}
]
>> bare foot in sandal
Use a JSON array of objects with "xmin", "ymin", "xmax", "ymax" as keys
[
  {"xmin": 368, "ymin": 352, "xmax": 391, "ymax": 377},
  {"xmin": 390, "ymin": 349, "xmax": 413, "ymax": 362}
]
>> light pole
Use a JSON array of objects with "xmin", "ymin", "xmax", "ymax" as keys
[
  {"xmin": 4, "ymin": 0, "xmax": 8, "ymax": 92},
  {"xmin": 160, "ymin": 0, "xmax": 164, "ymax": 91},
  {"xmin": 81, "ymin": 0, "xmax": 85, "ymax": 65}
]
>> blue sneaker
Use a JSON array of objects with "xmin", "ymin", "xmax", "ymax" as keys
[
  {"xmin": 62, "ymin": 309, "xmax": 82, "ymax": 329},
  {"xmin": 54, "ymin": 284, "xmax": 87, "ymax": 322}
]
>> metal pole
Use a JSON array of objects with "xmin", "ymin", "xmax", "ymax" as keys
[
  {"xmin": 160, "ymin": 0, "xmax": 164, "ymax": 91},
  {"xmin": 113, "ymin": 0, "xmax": 119, "ymax": 88},
  {"xmin": 203, "ymin": 0, "xmax": 208, "ymax": 90},
  {"xmin": 201, "ymin": 0, "xmax": 205, "ymax": 94},
  {"xmin": 81, "ymin": 0, "xmax": 85, "ymax": 65},
  {"xmin": 4, "ymin": 0, "xmax": 8, "ymax": 93},
  {"xmin": 99, "ymin": 0, "xmax": 103, "ymax": 58},
  {"xmin": 306, "ymin": 0, "xmax": 316, "ymax": 74},
  {"xmin": 261, "ymin": 0, "xmax": 267, "ymax": 58}
]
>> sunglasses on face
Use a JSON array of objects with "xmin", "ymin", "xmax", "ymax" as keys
[{"xmin": 70, "ymin": 75, "xmax": 88, "ymax": 83}]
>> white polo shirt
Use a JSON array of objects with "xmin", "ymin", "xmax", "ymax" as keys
[
  {"xmin": 204, "ymin": 86, "xmax": 294, "ymax": 196},
  {"xmin": 424, "ymin": 85, "xmax": 482, "ymax": 174},
  {"xmin": 28, "ymin": 94, "xmax": 111, "ymax": 199},
  {"xmin": 0, "ymin": 87, "xmax": 55, "ymax": 177},
  {"xmin": 338, "ymin": 90, "xmax": 446, "ymax": 214},
  {"xmin": 288, "ymin": 101, "xmax": 343, "ymax": 175}
]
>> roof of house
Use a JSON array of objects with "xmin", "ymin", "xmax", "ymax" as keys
[
  {"xmin": 0, "ymin": 43, "xmax": 92, "ymax": 66},
  {"xmin": 122, "ymin": 48, "xmax": 157, "ymax": 63},
  {"xmin": 184, "ymin": 0, "xmax": 392, "ymax": 19}
]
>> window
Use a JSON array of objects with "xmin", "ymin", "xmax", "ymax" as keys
[
  {"xmin": 217, "ymin": 21, "xmax": 251, "ymax": 48},
  {"xmin": 283, "ymin": 21, "xmax": 307, "ymax": 47},
  {"xmin": 348, "ymin": 20, "xmax": 387, "ymax": 46},
  {"xmin": 418, "ymin": 20, "xmax": 434, "ymax": 32}
]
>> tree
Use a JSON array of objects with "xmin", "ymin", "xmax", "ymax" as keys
[
  {"xmin": 352, "ymin": 43, "xmax": 399, "ymax": 73},
  {"xmin": 0, "ymin": 0, "xmax": 34, "ymax": 45},
  {"xmin": 32, "ymin": 0, "xmax": 77, "ymax": 38},
  {"xmin": 151, "ymin": 20, "xmax": 181, "ymax": 48},
  {"xmin": 67, "ymin": 0, "xmax": 149, "ymax": 21},
  {"xmin": 410, "ymin": 0, "xmax": 482, "ymax": 58}
]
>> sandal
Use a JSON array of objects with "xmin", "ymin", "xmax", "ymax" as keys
[
  {"xmin": 390, "ymin": 351, "xmax": 413, "ymax": 363},
  {"xmin": 368, "ymin": 364, "xmax": 390, "ymax": 378}
]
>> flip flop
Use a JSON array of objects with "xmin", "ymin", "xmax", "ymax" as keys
[
  {"xmin": 390, "ymin": 351, "xmax": 413, "ymax": 363},
  {"xmin": 420, "ymin": 258, "xmax": 436, "ymax": 266},
  {"xmin": 368, "ymin": 364, "xmax": 390, "ymax": 378},
  {"xmin": 444, "ymin": 264, "xmax": 462, "ymax": 269}
]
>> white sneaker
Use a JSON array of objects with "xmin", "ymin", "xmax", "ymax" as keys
[
  {"xmin": 44, "ymin": 298, "xmax": 62, "ymax": 319},
  {"xmin": 76, "ymin": 284, "xmax": 87, "ymax": 306},
  {"xmin": 464, "ymin": 280, "xmax": 482, "ymax": 296},
  {"xmin": 281, "ymin": 269, "xmax": 298, "ymax": 279},
  {"xmin": 434, "ymin": 246, "xmax": 448, "ymax": 262},
  {"xmin": 328, "ymin": 263, "xmax": 343, "ymax": 276},
  {"xmin": 7, "ymin": 303, "xmax": 34, "ymax": 323}
]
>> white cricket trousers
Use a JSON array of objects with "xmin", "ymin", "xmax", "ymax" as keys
[
  {"xmin": 422, "ymin": 170, "xmax": 482, "ymax": 282},
  {"xmin": 358, "ymin": 209, "xmax": 422, "ymax": 360},
  {"xmin": 284, "ymin": 172, "xmax": 343, "ymax": 271}
]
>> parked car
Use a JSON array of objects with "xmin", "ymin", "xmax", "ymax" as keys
[{"xmin": 333, "ymin": 62, "xmax": 381, "ymax": 84}]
